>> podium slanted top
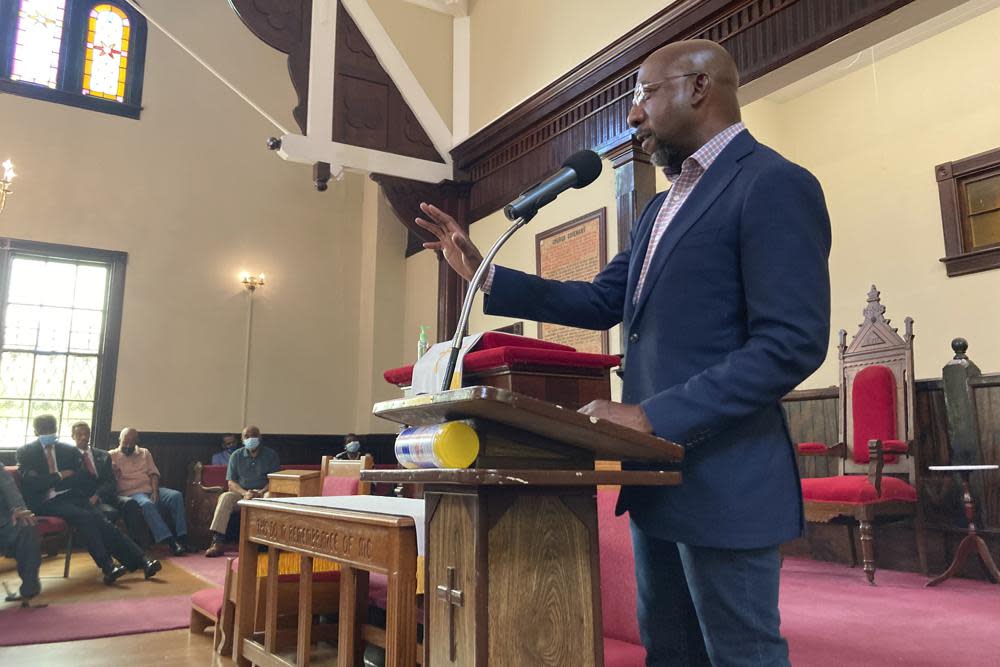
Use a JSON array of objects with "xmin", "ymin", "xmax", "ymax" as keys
[{"xmin": 373, "ymin": 385, "xmax": 683, "ymax": 464}]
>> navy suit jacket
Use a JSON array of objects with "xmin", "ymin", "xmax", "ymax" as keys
[
  {"xmin": 485, "ymin": 130, "xmax": 831, "ymax": 549},
  {"xmin": 15, "ymin": 440, "xmax": 89, "ymax": 512}
]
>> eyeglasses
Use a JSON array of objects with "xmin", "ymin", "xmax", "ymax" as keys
[{"xmin": 633, "ymin": 73, "xmax": 701, "ymax": 106}]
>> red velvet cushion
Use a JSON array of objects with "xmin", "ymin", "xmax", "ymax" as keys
[
  {"xmin": 191, "ymin": 587, "xmax": 224, "ymax": 618},
  {"xmin": 322, "ymin": 475, "xmax": 359, "ymax": 497},
  {"xmin": 604, "ymin": 637, "xmax": 646, "ymax": 667},
  {"xmin": 882, "ymin": 439, "xmax": 908, "ymax": 453},
  {"xmin": 801, "ymin": 475, "xmax": 917, "ymax": 504},
  {"xmin": 475, "ymin": 332, "xmax": 574, "ymax": 352},
  {"xmin": 598, "ymin": 490, "xmax": 640, "ymax": 645},
  {"xmin": 201, "ymin": 465, "xmax": 228, "ymax": 487},
  {"xmin": 851, "ymin": 365, "xmax": 897, "ymax": 464},
  {"xmin": 34, "ymin": 516, "xmax": 69, "ymax": 536},
  {"xmin": 385, "ymin": 347, "xmax": 621, "ymax": 386},
  {"xmin": 797, "ymin": 442, "xmax": 828, "ymax": 453}
]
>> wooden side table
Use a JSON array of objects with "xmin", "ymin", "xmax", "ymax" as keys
[
  {"xmin": 926, "ymin": 464, "xmax": 1000, "ymax": 587},
  {"xmin": 266, "ymin": 469, "xmax": 321, "ymax": 498}
]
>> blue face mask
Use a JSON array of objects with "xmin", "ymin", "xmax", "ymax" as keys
[
  {"xmin": 345, "ymin": 440, "xmax": 361, "ymax": 454},
  {"xmin": 243, "ymin": 437, "xmax": 261, "ymax": 451},
  {"xmin": 39, "ymin": 434, "xmax": 57, "ymax": 446}
]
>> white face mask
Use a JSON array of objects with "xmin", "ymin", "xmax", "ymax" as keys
[
  {"xmin": 244, "ymin": 437, "xmax": 261, "ymax": 451},
  {"xmin": 346, "ymin": 440, "xmax": 361, "ymax": 453}
]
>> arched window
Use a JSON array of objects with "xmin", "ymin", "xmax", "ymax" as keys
[{"xmin": 0, "ymin": 0, "xmax": 146, "ymax": 118}]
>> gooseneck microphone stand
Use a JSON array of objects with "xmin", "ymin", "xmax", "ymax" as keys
[{"xmin": 439, "ymin": 211, "xmax": 536, "ymax": 392}]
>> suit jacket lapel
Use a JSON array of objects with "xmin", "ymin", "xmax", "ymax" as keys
[{"xmin": 630, "ymin": 131, "xmax": 755, "ymax": 325}]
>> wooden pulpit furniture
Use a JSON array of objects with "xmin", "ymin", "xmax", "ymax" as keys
[
  {"xmin": 364, "ymin": 386, "xmax": 684, "ymax": 666},
  {"xmin": 232, "ymin": 497, "xmax": 420, "ymax": 667}
]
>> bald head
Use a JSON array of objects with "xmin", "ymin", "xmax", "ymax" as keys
[
  {"xmin": 119, "ymin": 427, "xmax": 139, "ymax": 454},
  {"xmin": 628, "ymin": 40, "xmax": 742, "ymax": 171}
]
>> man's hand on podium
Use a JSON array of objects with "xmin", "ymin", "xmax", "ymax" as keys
[
  {"xmin": 415, "ymin": 202, "xmax": 484, "ymax": 282},
  {"xmin": 579, "ymin": 400, "xmax": 654, "ymax": 434}
]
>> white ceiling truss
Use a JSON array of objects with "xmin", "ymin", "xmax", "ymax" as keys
[{"xmin": 274, "ymin": 0, "xmax": 469, "ymax": 184}]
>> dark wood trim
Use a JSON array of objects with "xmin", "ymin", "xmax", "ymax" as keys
[
  {"xmin": 784, "ymin": 386, "xmax": 839, "ymax": 402},
  {"xmin": 451, "ymin": 0, "xmax": 917, "ymax": 223},
  {"xmin": 936, "ymin": 146, "xmax": 1000, "ymax": 276}
]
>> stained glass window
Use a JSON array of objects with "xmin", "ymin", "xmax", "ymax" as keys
[
  {"xmin": 0, "ymin": 256, "xmax": 109, "ymax": 444},
  {"xmin": 10, "ymin": 0, "xmax": 67, "ymax": 89},
  {"xmin": 82, "ymin": 4, "xmax": 130, "ymax": 101}
]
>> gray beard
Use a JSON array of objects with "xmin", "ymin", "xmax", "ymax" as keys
[{"xmin": 650, "ymin": 145, "xmax": 684, "ymax": 174}]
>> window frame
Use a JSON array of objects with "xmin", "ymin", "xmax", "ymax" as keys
[
  {"xmin": 0, "ymin": 0, "xmax": 146, "ymax": 119},
  {"xmin": 0, "ymin": 238, "xmax": 127, "ymax": 449},
  {"xmin": 936, "ymin": 146, "xmax": 1000, "ymax": 277}
]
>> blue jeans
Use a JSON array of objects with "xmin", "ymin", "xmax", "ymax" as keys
[
  {"xmin": 131, "ymin": 488, "xmax": 187, "ymax": 544},
  {"xmin": 631, "ymin": 523, "xmax": 789, "ymax": 667}
]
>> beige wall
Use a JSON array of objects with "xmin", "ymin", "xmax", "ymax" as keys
[
  {"xmin": 469, "ymin": 0, "xmax": 680, "ymax": 132},
  {"xmin": 0, "ymin": 1, "xmax": 368, "ymax": 435},
  {"xmin": 741, "ymin": 5, "xmax": 1000, "ymax": 387}
]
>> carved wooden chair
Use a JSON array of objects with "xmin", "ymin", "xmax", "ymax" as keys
[{"xmin": 796, "ymin": 286, "xmax": 928, "ymax": 584}]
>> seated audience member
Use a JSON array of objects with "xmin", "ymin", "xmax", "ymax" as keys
[
  {"xmin": 204, "ymin": 425, "xmax": 279, "ymax": 557},
  {"xmin": 211, "ymin": 433, "xmax": 241, "ymax": 466},
  {"xmin": 0, "ymin": 464, "xmax": 41, "ymax": 603},
  {"xmin": 110, "ymin": 428, "xmax": 189, "ymax": 556},
  {"xmin": 335, "ymin": 433, "xmax": 362, "ymax": 460},
  {"xmin": 71, "ymin": 421, "xmax": 146, "ymax": 544},
  {"xmin": 16, "ymin": 415, "xmax": 161, "ymax": 584}
]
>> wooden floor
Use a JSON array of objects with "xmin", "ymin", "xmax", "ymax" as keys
[{"xmin": 0, "ymin": 628, "xmax": 341, "ymax": 666}]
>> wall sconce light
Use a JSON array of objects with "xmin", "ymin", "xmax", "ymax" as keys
[
  {"xmin": 241, "ymin": 271, "xmax": 265, "ymax": 292},
  {"xmin": 0, "ymin": 159, "xmax": 15, "ymax": 214}
]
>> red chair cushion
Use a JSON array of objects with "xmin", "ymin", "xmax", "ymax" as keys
[
  {"xmin": 851, "ymin": 365, "xmax": 898, "ymax": 464},
  {"xmin": 385, "ymin": 347, "xmax": 620, "ymax": 386},
  {"xmin": 34, "ymin": 516, "xmax": 69, "ymax": 536},
  {"xmin": 200, "ymin": 465, "xmax": 228, "ymax": 487},
  {"xmin": 191, "ymin": 587, "xmax": 224, "ymax": 618},
  {"xmin": 322, "ymin": 475, "xmax": 359, "ymax": 497},
  {"xmin": 801, "ymin": 475, "xmax": 917, "ymax": 504},
  {"xmin": 598, "ymin": 490, "xmax": 640, "ymax": 645},
  {"xmin": 797, "ymin": 442, "xmax": 828, "ymax": 454},
  {"xmin": 604, "ymin": 637, "xmax": 646, "ymax": 667}
]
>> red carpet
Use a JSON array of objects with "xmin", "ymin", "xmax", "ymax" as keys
[
  {"xmin": 781, "ymin": 557, "xmax": 1000, "ymax": 666},
  {"xmin": 0, "ymin": 595, "xmax": 192, "ymax": 646},
  {"xmin": 166, "ymin": 549, "xmax": 236, "ymax": 587}
]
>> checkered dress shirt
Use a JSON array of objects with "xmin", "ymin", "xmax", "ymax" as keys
[{"xmin": 632, "ymin": 122, "xmax": 746, "ymax": 302}]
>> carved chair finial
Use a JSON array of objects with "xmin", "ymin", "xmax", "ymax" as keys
[{"xmin": 863, "ymin": 285, "xmax": 885, "ymax": 323}]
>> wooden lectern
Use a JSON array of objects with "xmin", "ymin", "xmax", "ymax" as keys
[{"xmin": 363, "ymin": 386, "xmax": 683, "ymax": 666}]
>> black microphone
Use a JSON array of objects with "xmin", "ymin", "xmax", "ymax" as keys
[{"xmin": 503, "ymin": 150, "xmax": 603, "ymax": 221}]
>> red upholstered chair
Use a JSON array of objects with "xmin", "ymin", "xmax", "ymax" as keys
[
  {"xmin": 4, "ymin": 466, "xmax": 73, "ymax": 578},
  {"xmin": 796, "ymin": 286, "xmax": 928, "ymax": 584},
  {"xmin": 598, "ymin": 489, "xmax": 645, "ymax": 666}
]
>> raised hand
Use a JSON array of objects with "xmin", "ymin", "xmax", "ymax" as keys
[{"xmin": 415, "ymin": 202, "xmax": 484, "ymax": 282}]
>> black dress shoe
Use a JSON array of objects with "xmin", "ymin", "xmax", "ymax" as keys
[
  {"xmin": 143, "ymin": 559, "xmax": 162, "ymax": 580},
  {"xmin": 102, "ymin": 563, "xmax": 127, "ymax": 585},
  {"xmin": 168, "ymin": 540, "xmax": 187, "ymax": 557}
]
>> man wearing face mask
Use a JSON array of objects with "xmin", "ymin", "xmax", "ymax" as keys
[
  {"xmin": 211, "ymin": 433, "xmax": 241, "ymax": 466},
  {"xmin": 335, "ymin": 433, "xmax": 362, "ymax": 460},
  {"xmin": 110, "ymin": 428, "xmax": 190, "ymax": 556},
  {"xmin": 16, "ymin": 415, "xmax": 162, "ymax": 584},
  {"xmin": 204, "ymin": 425, "xmax": 280, "ymax": 557}
]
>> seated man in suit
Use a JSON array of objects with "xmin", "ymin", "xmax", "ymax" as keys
[
  {"xmin": 211, "ymin": 433, "xmax": 241, "ymax": 466},
  {"xmin": 110, "ymin": 428, "xmax": 189, "ymax": 556},
  {"xmin": 16, "ymin": 414, "xmax": 162, "ymax": 584},
  {"xmin": 0, "ymin": 464, "xmax": 41, "ymax": 604},
  {"xmin": 204, "ymin": 425, "xmax": 279, "ymax": 557},
  {"xmin": 416, "ymin": 40, "xmax": 830, "ymax": 667},
  {"xmin": 71, "ymin": 421, "xmax": 146, "ymax": 546}
]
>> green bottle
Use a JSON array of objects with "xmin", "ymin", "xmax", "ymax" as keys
[{"xmin": 417, "ymin": 325, "xmax": 430, "ymax": 360}]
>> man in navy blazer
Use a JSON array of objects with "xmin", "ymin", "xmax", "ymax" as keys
[{"xmin": 417, "ymin": 40, "xmax": 830, "ymax": 666}]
